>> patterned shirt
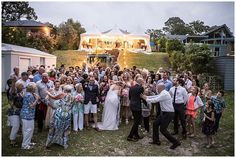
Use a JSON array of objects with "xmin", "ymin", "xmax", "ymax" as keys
[
  {"xmin": 211, "ymin": 96, "xmax": 226, "ymax": 114},
  {"xmin": 20, "ymin": 92, "xmax": 36, "ymax": 120}
]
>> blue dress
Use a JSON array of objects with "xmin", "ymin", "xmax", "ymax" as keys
[{"xmin": 46, "ymin": 94, "xmax": 73, "ymax": 148}]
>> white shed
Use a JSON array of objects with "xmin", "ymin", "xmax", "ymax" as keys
[{"xmin": 2, "ymin": 43, "xmax": 57, "ymax": 91}]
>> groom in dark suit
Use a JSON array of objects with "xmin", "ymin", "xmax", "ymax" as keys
[
  {"xmin": 127, "ymin": 77, "xmax": 144, "ymax": 141},
  {"xmin": 83, "ymin": 76, "xmax": 100, "ymax": 131}
]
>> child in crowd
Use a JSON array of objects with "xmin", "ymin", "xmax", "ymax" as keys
[
  {"xmin": 202, "ymin": 100, "xmax": 215, "ymax": 148},
  {"xmin": 185, "ymin": 86, "xmax": 204, "ymax": 137},
  {"xmin": 211, "ymin": 90, "xmax": 226, "ymax": 133},
  {"xmin": 141, "ymin": 88, "xmax": 152, "ymax": 134}
]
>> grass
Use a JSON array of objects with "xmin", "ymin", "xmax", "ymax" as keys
[
  {"xmin": 118, "ymin": 51, "xmax": 170, "ymax": 71},
  {"xmin": 52, "ymin": 50, "xmax": 170, "ymax": 71},
  {"xmin": 52, "ymin": 50, "xmax": 88, "ymax": 68},
  {"xmin": 1, "ymin": 91, "xmax": 234, "ymax": 156}
]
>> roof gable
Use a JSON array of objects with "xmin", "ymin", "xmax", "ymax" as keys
[{"xmin": 203, "ymin": 24, "xmax": 233, "ymax": 37}]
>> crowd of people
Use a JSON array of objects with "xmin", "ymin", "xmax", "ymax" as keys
[{"xmin": 6, "ymin": 62, "xmax": 226, "ymax": 151}]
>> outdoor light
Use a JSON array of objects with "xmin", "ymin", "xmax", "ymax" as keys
[{"xmin": 43, "ymin": 27, "xmax": 50, "ymax": 36}]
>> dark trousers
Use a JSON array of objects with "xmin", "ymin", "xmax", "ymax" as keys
[
  {"xmin": 173, "ymin": 103, "xmax": 186, "ymax": 134},
  {"xmin": 214, "ymin": 112, "xmax": 222, "ymax": 132},
  {"xmin": 128, "ymin": 110, "xmax": 142, "ymax": 138},
  {"xmin": 153, "ymin": 112, "xmax": 178, "ymax": 144},
  {"xmin": 37, "ymin": 102, "xmax": 47, "ymax": 131},
  {"xmin": 143, "ymin": 116, "xmax": 150, "ymax": 132}
]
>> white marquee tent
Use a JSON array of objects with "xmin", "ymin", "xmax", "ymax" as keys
[{"xmin": 79, "ymin": 27, "xmax": 151, "ymax": 52}]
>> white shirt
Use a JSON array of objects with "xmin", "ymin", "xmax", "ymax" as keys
[
  {"xmin": 169, "ymin": 85, "xmax": 188, "ymax": 104},
  {"xmin": 184, "ymin": 79, "xmax": 192, "ymax": 90},
  {"xmin": 146, "ymin": 90, "xmax": 174, "ymax": 112}
]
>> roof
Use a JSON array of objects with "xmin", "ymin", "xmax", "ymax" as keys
[
  {"xmin": 202, "ymin": 24, "xmax": 233, "ymax": 37},
  {"xmin": 102, "ymin": 28, "xmax": 130, "ymax": 35},
  {"xmin": 3, "ymin": 20, "xmax": 48, "ymax": 27},
  {"xmin": 2, "ymin": 43, "xmax": 56, "ymax": 58},
  {"xmin": 165, "ymin": 34, "xmax": 187, "ymax": 41}
]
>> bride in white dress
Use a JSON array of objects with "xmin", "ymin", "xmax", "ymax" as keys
[{"xmin": 97, "ymin": 82, "xmax": 123, "ymax": 130}]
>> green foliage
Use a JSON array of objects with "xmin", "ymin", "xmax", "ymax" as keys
[
  {"xmin": 166, "ymin": 39, "xmax": 184, "ymax": 53},
  {"xmin": 145, "ymin": 29, "xmax": 164, "ymax": 42},
  {"xmin": 2, "ymin": 2, "xmax": 37, "ymax": 22},
  {"xmin": 56, "ymin": 18, "xmax": 86, "ymax": 50},
  {"xmin": 168, "ymin": 43, "xmax": 213, "ymax": 74},
  {"xmin": 163, "ymin": 17, "xmax": 192, "ymax": 35},
  {"xmin": 157, "ymin": 37, "xmax": 167, "ymax": 52},
  {"xmin": 2, "ymin": 26, "xmax": 56, "ymax": 53},
  {"xmin": 189, "ymin": 20, "xmax": 210, "ymax": 35}
]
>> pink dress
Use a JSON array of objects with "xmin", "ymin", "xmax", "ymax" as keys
[{"xmin": 185, "ymin": 95, "xmax": 198, "ymax": 118}]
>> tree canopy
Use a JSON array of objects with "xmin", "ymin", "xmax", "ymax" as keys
[{"xmin": 2, "ymin": 2, "xmax": 37, "ymax": 22}]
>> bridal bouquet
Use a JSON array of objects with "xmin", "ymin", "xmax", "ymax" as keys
[{"xmin": 75, "ymin": 94, "xmax": 84, "ymax": 102}]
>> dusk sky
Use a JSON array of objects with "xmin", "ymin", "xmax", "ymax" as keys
[{"xmin": 29, "ymin": 1, "xmax": 235, "ymax": 34}]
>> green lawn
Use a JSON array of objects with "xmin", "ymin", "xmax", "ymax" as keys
[
  {"xmin": 52, "ymin": 50, "xmax": 170, "ymax": 71},
  {"xmin": 52, "ymin": 50, "xmax": 88, "ymax": 68},
  {"xmin": 2, "ymin": 91, "xmax": 234, "ymax": 156}
]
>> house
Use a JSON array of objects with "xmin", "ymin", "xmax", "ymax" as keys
[
  {"xmin": 166, "ymin": 24, "xmax": 234, "ymax": 90},
  {"xmin": 166, "ymin": 24, "xmax": 234, "ymax": 57},
  {"xmin": 3, "ymin": 20, "xmax": 50, "ymax": 36},
  {"xmin": 2, "ymin": 43, "xmax": 57, "ymax": 91}
]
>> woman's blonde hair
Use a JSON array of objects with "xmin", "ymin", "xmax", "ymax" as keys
[{"xmin": 26, "ymin": 82, "xmax": 36, "ymax": 93}]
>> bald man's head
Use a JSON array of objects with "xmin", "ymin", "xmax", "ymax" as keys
[{"xmin": 157, "ymin": 83, "xmax": 165, "ymax": 93}]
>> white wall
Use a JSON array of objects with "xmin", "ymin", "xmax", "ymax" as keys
[
  {"xmin": 2, "ymin": 52, "xmax": 57, "ymax": 92},
  {"xmin": 2, "ymin": 53, "xmax": 12, "ymax": 91}
]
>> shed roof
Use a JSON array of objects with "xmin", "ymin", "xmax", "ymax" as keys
[
  {"xmin": 2, "ymin": 43, "xmax": 56, "ymax": 58},
  {"xmin": 3, "ymin": 20, "xmax": 48, "ymax": 27}
]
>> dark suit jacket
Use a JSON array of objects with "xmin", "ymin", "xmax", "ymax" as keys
[
  {"xmin": 83, "ymin": 83, "xmax": 99, "ymax": 104},
  {"xmin": 129, "ymin": 84, "xmax": 144, "ymax": 111}
]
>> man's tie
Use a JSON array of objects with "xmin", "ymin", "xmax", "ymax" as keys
[{"xmin": 173, "ymin": 87, "xmax": 177, "ymax": 104}]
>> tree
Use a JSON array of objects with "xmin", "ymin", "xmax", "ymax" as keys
[
  {"xmin": 56, "ymin": 18, "xmax": 85, "ymax": 50},
  {"xmin": 145, "ymin": 29, "xmax": 164, "ymax": 41},
  {"xmin": 166, "ymin": 39, "xmax": 184, "ymax": 53},
  {"xmin": 189, "ymin": 20, "xmax": 210, "ymax": 35},
  {"xmin": 2, "ymin": 2, "xmax": 37, "ymax": 22},
  {"xmin": 157, "ymin": 36, "xmax": 167, "ymax": 52},
  {"xmin": 163, "ymin": 17, "xmax": 192, "ymax": 35}
]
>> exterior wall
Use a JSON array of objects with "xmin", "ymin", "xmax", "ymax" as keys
[
  {"xmin": 45, "ymin": 57, "xmax": 57, "ymax": 68},
  {"xmin": 2, "ymin": 53, "xmax": 12, "ymax": 91},
  {"xmin": 213, "ymin": 56, "xmax": 234, "ymax": 90},
  {"xmin": 2, "ymin": 51, "xmax": 57, "ymax": 91}
]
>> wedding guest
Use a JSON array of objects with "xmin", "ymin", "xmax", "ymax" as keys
[
  {"xmin": 185, "ymin": 86, "xmax": 203, "ymax": 137},
  {"xmin": 45, "ymin": 85, "xmax": 74, "ymax": 149},
  {"xmin": 211, "ymin": 90, "xmax": 226, "ymax": 133},
  {"xmin": 202, "ymin": 100, "xmax": 215, "ymax": 148},
  {"xmin": 8, "ymin": 81, "xmax": 24, "ymax": 147},
  {"xmin": 72, "ymin": 83, "xmax": 85, "ymax": 132},
  {"xmin": 141, "ymin": 83, "xmax": 181, "ymax": 150},
  {"xmin": 20, "ymin": 83, "xmax": 40, "ymax": 150}
]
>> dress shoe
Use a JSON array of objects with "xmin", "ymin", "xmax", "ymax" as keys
[
  {"xmin": 149, "ymin": 141, "xmax": 161, "ymax": 145},
  {"xmin": 170, "ymin": 142, "xmax": 181, "ymax": 150},
  {"xmin": 94, "ymin": 127, "xmax": 101, "ymax": 132},
  {"xmin": 134, "ymin": 135, "xmax": 144, "ymax": 139},
  {"xmin": 127, "ymin": 137, "xmax": 138, "ymax": 142}
]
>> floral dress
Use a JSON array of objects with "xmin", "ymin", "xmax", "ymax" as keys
[
  {"xmin": 46, "ymin": 94, "xmax": 74, "ymax": 149},
  {"xmin": 99, "ymin": 82, "xmax": 110, "ymax": 104}
]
